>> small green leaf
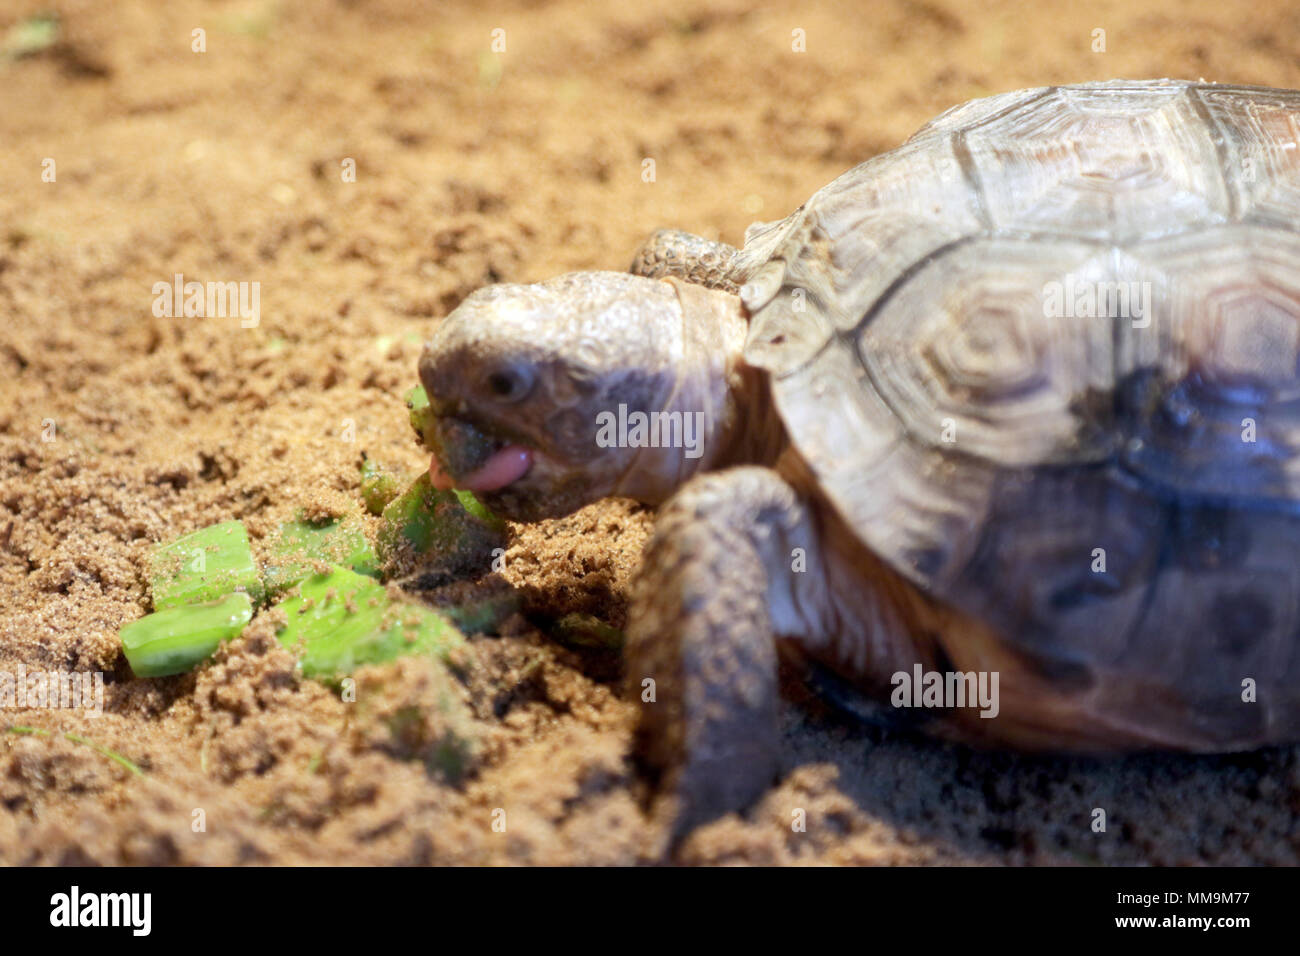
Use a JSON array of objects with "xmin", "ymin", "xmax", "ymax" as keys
[{"xmin": 452, "ymin": 489, "xmax": 500, "ymax": 525}]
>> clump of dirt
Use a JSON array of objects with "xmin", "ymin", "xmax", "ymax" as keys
[{"xmin": 3, "ymin": 0, "xmax": 1300, "ymax": 864}]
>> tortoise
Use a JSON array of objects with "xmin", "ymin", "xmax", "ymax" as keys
[{"xmin": 418, "ymin": 79, "xmax": 1300, "ymax": 836}]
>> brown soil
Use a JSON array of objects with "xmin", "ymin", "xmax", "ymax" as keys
[{"xmin": 2, "ymin": 0, "xmax": 1300, "ymax": 865}]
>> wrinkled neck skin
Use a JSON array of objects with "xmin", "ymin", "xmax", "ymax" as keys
[{"xmin": 611, "ymin": 278, "xmax": 786, "ymax": 505}]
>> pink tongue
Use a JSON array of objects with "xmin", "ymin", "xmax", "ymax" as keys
[{"xmin": 429, "ymin": 446, "xmax": 533, "ymax": 493}]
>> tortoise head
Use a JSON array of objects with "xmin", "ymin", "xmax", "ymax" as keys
[{"xmin": 418, "ymin": 271, "xmax": 748, "ymax": 521}]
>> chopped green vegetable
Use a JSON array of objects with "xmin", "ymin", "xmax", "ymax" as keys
[
  {"xmin": 120, "ymin": 592, "xmax": 254, "ymax": 678},
  {"xmin": 452, "ymin": 488, "xmax": 500, "ymax": 524},
  {"xmin": 441, "ymin": 590, "xmax": 519, "ymax": 635},
  {"xmin": 360, "ymin": 458, "xmax": 403, "ymax": 515},
  {"xmin": 405, "ymin": 385, "xmax": 436, "ymax": 448},
  {"xmin": 382, "ymin": 703, "xmax": 474, "ymax": 781},
  {"xmin": 377, "ymin": 474, "xmax": 505, "ymax": 578},
  {"xmin": 262, "ymin": 512, "xmax": 378, "ymax": 596},
  {"xmin": 551, "ymin": 612, "xmax": 625, "ymax": 651},
  {"xmin": 403, "ymin": 387, "xmax": 501, "ymax": 503},
  {"xmin": 349, "ymin": 658, "xmax": 479, "ymax": 783},
  {"xmin": 273, "ymin": 567, "xmax": 464, "ymax": 680},
  {"xmin": 2, "ymin": 14, "xmax": 59, "ymax": 60},
  {"xmin": 149, "ymin": 520, "xmax": 264, "ymax": 610}
]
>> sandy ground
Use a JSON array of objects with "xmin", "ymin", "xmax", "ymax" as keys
[{"xmin": 2, "ymin": 0, "xmax": 1300, "ymax": 865}]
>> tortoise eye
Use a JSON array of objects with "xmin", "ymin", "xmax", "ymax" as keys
[{"xmin": 484, "ymin": 363, "xmax": 535, "ymax": 403}]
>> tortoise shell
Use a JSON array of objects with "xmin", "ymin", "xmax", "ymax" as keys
[{"xmin": 740, "ymin": 79, "xmax": 1300, "ymax": 748}]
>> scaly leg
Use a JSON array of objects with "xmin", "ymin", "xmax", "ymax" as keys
[
  {"xmin": 629, "ymin": 229, "xmax": 742, "ymax": 293},
  {"xmin": 625, "ymin": 466, "xmax": 825, "ymax": 839}
]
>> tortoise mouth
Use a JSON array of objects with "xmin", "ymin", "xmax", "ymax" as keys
[
  {"xmin": 430, "ymin": 444, "xmax": 534, "ymax": 493},
  {"xmin": 425, "ymin": 414, "xmax": 535, "ymax": 493}
]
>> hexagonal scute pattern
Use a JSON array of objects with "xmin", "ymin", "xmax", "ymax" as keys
[
  {"xmin": 750, "ymin": 81, "xmax": 1300, "ymax": 470},
  {"xmin": 771, "ymin": 341, "xmax": 996, "ymax": 591},
  {"xmin": 743, "ymin": 126, "xmax": 987, "ymax": 379},
  {"xmin": 960, "ymin": 83, "xmax": 1231, "ymax": 241},
  {"xmin": 857, "ymin": 236, "xmax": 1117, "ymax": 467},
  {"xmin": 904, "ymin": 85, "xmax": 1052, "ymax": 144},
  {"xmin": 1118, "ymin": 225, "xmax": 1300, "ymax": 499},
  {"xmin": 1196, "ymin": 85, "xmax": 1300, "ymax": 227}
]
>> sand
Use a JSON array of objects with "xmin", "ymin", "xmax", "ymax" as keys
[{"xmin": 2, "ymin": 0, "xmax": 1299, "ymax": 865}]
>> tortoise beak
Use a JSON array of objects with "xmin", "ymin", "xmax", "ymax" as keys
[
  {"xmin": 425, "ymin": 413, "xmax": 537, "ymax": 494},
  {"xmin": 425, "ymin": 414, "xmax": 505, "ymax": 483}
]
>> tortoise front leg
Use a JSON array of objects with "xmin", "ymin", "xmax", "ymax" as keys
[
  {"xmin": 629, "ymin": 229, "xmax": 742, "ymax": 292},
  {"xmin": 625, "ymin": 466, "xmax": 823, "ymax": 841}
]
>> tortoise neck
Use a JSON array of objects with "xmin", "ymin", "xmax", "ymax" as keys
[
  {"xmin": 611, "ymin": 281, "xmax": 783, "ymax": 503},
  {"xmin": 708, "ymin": 360, "xmax": 787, "ymax": 472}
]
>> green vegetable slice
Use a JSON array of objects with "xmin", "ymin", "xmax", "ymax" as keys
[
  {"xmin": 405, "ymin": 385, "xmax": 436, "ymax": 448},
  {"xmin": 262, "ymin": 513, "xmax": 378, "ymax": 596},
  {"xmin": 377, "ymin": 473, "xmax": 504, "ymax": 564},
  {"xmin": 359, "ymin": 459, "xmax": 402, "ymax": 515},
  {"xmin": 273, "ymin": 567, "xmax": 464, "ymax": 679},
  {"xmin": 149, "ymin": 520, "xmax": 264, "ymax": 610},
  {"xmin": 452, "ymin": 489, "xmax": 500, "ymax": 525},
  {"xmin": 552, "ymin": 612, "xmax": 625, "ymax": 651},
  {"xmin": 120, "ymin": 592, "xmax": 254, "ymax": 677}
]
